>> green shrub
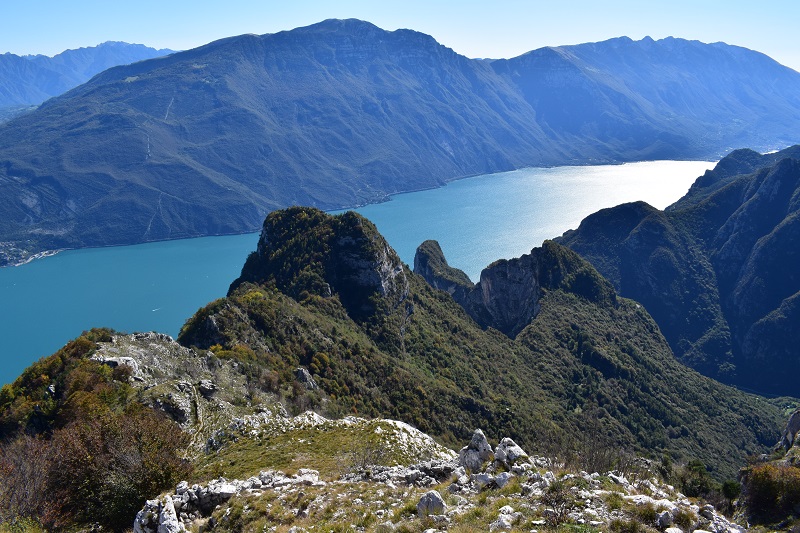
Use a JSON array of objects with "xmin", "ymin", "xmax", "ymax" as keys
[
  {"xmin": 672, "ymin": 507, "xmax": 696, "ymax": 530},
  {"xmin": 631, "ymin": 502, "xmax": 658, "ymax": 524},
  {"xmin": 609, "ymin": 517, "xmax": 645, "ymax": 533},
  {"xmin": 541, "ymin": 480, "xmax": 574, "ymax": 526},
  {"xmin": 604, "ymin": 491, "xmax": 624, "ymax": 510},
  {"xmin": 743, "ymin": 463, "xmax": 800, "ymax": 522}
]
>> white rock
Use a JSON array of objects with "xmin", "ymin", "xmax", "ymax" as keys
[
  {"xmin": 494, "ymin": 438, "xmax": 528, "ymax": 466},
  {"xmin": 458, "ymin": 429, "xmax": 493, "ymax": 472},
  {"xmin": 608, "ymin": 472, "xmax": 628, "ymax": 485},
  {"xmin": 157, "ymin": 497, "xmax": 184, "ymax": 533},
  {"xmin": 658, "ymin": 510, "xmax": 673, "ymax": 528},
  {"xmin": 494, "ymin": 472, "xmax": 514, "ymax": 489},
  {"xmin": 489, "ymin": 515, "xmax": 513, "ymax": 531},
  {"xmin": 472, "ymin": 472, "xmax": 493, "ymax": 489},
  {"xmin": 417, "ymin": 490, "xmax": 446, "ymax": 517}
]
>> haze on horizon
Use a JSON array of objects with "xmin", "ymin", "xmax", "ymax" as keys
[{"xmin": 3, "ymin": 0, "xmax": 800, "ymax": 72}]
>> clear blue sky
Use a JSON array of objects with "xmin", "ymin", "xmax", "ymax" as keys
[{"xmin": 4, "ymin": 0, "xmax": 799, "ymax": 71}]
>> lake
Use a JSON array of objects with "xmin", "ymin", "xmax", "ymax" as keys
[{"xmin": 0, "ymin": 160, "xmax": 713, "ymax": 385}]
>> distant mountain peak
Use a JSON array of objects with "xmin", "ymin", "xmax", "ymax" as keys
[{"xmin": 2, "ymin": 20, "xmax": 800, "ymax": 266}]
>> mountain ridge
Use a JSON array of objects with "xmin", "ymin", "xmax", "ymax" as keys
[
  {"xmin": 0, "ymin": 41, "xmax": 174, "ymax": 118},
  {"xmin": 557, "ymin": 145, "xmax": 800, "ymax": 396},
  {"xmin": 2, "ymin": 19, "xmax": 800, "ymax": 265}
]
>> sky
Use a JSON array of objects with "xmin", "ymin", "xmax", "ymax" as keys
[{"xmin": 2, "ymin": 0, "xmax": 800, "ymax": 72}]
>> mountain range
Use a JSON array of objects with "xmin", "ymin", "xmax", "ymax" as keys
[
  {"xmin": 2, "ymin": 19, "xmax": 800, "ymax": 265},
  {"xmin": 0, "ymin": 41, "xmax": 174, "ymax": 121}
]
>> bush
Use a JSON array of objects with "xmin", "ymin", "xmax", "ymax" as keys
[
  {"xmin": 0, "ymin": 406, "xmax": 191, "ymax": 532},
  {"xmin": 541, "ymin": 480, "xmax": 574, "ymax": 526},
  {"xmin": 677, "ymin": 459, "xmax": 715, "ymax": 498},
  {"xmin": 672, "ymin": 507, "xmax": 696, "ymax": 530},
  {"xmin": 47, "ymin": 406, "xmax": 192, "ymax": 530},
  {"xmin": 0, "ymin": 435, "xmax": 54, "ymax": 525},
  {"xmin": 609, "ymin": 517, "xmax": 645, "ymax": 533},
  {"xmin": 743, "ymin": 463, "xmax": 800, "ymax": 522}
]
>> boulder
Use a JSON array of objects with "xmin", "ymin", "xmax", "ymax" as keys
[
  {"xmin": 133, "ymin": 497, "xmax": 185, "ymax": 533},
  {"xmin": 472, "ymin": 472, "xmax": 493, "ymax": 489},
  {"xmin": 699, "ymin": 504, "xmax": 715, "ymax": 519},
  {"xmin": 494, "ymin": 472, "xmax": 514, "ymax": 489},
  {"xmin": 198, "ymin": 379, "xmax": 217, "ymax": 398},
  {"xmin": 489, "ymin": 515, "xmax": 513, "ymax": 531},
  {"xmin": 658, "ymin": 510, "xmax": 674, "ymax": 528},
  {"xmin": 417, "ymin": 490, "xmax": 447, "ymax": 517},
  {"xmin": 158, "ymin": 497, "xmax": 183, "ymax": 533},
  {"xmin": 458, "ymin": 429, "xmax": 493, "ymax": 472},
  {"xmin": 494, "ymin": 437, "xmax": 528, "ymax": 467}
]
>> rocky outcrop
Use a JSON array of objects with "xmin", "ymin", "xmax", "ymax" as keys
[
  {"xmin": 133, "ymin": 497, "xmax": 184, "ymax": 533},
  {"xmin": 417, "ymin": 490, "xmax": 446, "ymax": 517},
  {"xmin": 780, "ymin": 410, "xmax": 800, "ymax": 451},
  {"xmin": 231, "ymin": 208, "xmax": 409, "ymax": 320},
  {"xmin": 90, "ymin": 331, "xmax": 284, "ymax": 449},
  {"xmin": 417, "ymin": 240, "xmax": 616, "ymax": 337},
  {"xmin": 295, "ymin": 367, "xmax": 319, "ymax": 390},
  {"xmin": 413, "ymin": 240, "xmax": 474, "ymax": 302},
  {"xmin": 494, "ymin": 437, "xmax": 528, "ymax": 469},
  {"xmin": 458, "ymin": 429, "xmax": 494, "ymax": 473}
]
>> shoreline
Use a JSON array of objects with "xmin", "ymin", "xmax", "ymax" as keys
[{"xmin": 1, "ymin": 158, "xmax": 718, "ymax": 269}]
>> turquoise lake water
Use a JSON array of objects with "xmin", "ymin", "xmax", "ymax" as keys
[{"xmin": 0, "ymin": 160, "xmax": 713, "ymax": 385}]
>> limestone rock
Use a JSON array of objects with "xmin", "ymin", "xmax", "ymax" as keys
[
  {"xmin": 295, "ymin": 367, "xmax": 319, "ymax": 390},
  {"xmin": 198, "ymin": 379, "xmax": 217, "ymax": 398},
  {"xmin": 780, "ymin": 409, "xmax": 800, "ymax": 450},
  {"xmin": 413, "ymin": 240, "xmax": 474, "ymax": 303},
  {"xmin": 699, "ymin": 504, "xmax": 714, "ymax": 520},
  {"xmin": 133, "ymin": 497, "xmax": 185, "ymax": 533},
  {"xmin": 494, "ymin": 472, "xmax": 514, "ymax": 489},
  {"xmin": 417, "ymin": 490, "xmax": 446, "ymax": 517},
  {"xmin": 158, "ymin": 497, "xmax": 183, "ymax": 533},
  {"xmin": 657, "ymin": 510, "xmax": 673, "ymax": 528},
  {"xmin": 489, "ymin": 515, "xmax": 513, "ymax": 531},
  {"xmin": 494, "ymin": 437, "xmax": 528, "ymax": 467},
  {"xmin": 458, "ymin": 429, "xmax": 493, "ymax": 472}
]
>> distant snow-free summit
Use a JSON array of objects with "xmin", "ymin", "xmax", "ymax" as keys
[{"xmin": 1, "ymin": 19, "xmax": 799, "ymax": 265}]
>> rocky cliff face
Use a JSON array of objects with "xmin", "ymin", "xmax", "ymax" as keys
[
  {"xmin": 416, "ymin": 239, "xmax": 616, "ymax": 337},
  {"xmin": 231, "ymin": 207, "xmax": 409, "ymax": 321},
  {"xmin": 413, "ymin": 240, "xmax": 474, "ymax": 302},
  {"xmin": 90, "ymin": 331, "xmax": 287, "ymax": 449}
]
